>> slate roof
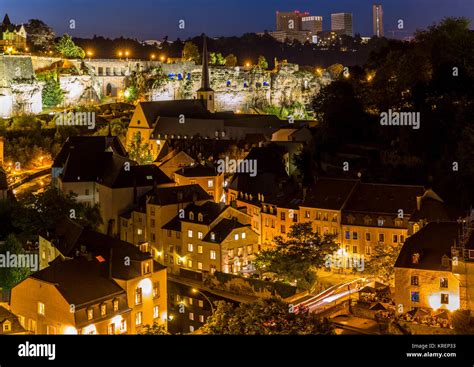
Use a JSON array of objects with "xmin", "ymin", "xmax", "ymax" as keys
[
  {"xmin": 410, "ymin": 197, "xmax": 463, "ymax": 223},
  {"xmin": 178, "ymin": 201, "xmax": 227, "ymax": 225},
  {"xmin": 301, "ymin": 178, "xmax": 359, "ymax": 210},
  {"xmin": 174, "ymin": 164, "xmax": 219, "ymax": 177},
  {"xmin": 0, "ymin": 306, "xmax": 25, "ymax": 334},
  {"xmin": 31, "ymin": 257, "xmax": 127, "ymax": 306},
  {"xmin": 1, "ymin": 14, "xmax": 23, "ymax": 33},
  {"xmin": 394, "ymin": 222, "xmax": 468, "ymax": 271},
  {"xmin": 202, "ymin": 218, "xmax": 247, "ymax": 243},
  {"xmin": 147, "ymin": 184, "xmax": 211, "ymax": 206}
]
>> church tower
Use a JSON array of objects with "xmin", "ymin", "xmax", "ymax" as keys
[{"xmin": 196, "ymin": 34, "xmax": 215, "ymax": 112}]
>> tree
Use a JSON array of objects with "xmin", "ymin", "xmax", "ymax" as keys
[
  {"xmin": 225, "ymin": 54, "xmax": 237, "ymax": 67},
  {"xmin": 55, "ymin": 34, "xmax": 85, "ymax": 59},
  {"xmin": 257, "ymin": 55, "xmax": 268, "ymax": 69},
  {"xmin": 364, "ymin": 241, "xmax": 403, "ymax": 284},
  {"xmin": 182, "ymin": 41, "xmax": 200, "ymax": 63},
  {"xmin": 0, "ymin": 235, "xmax": 31, "ymax": 293},
  {"xmin": 201, "ymin": 297, "xmax": 334, "ymax": 335},
  {"xmin": 24, "ymin": 19, "xmax": 55, "ymax": 52},
  {"xmin": 128, "ymin": 132, "xmax": 153, "ymax": 165},
  {"xmin": 255, "ymin": 222, "xmax": 338, "ymax": 290},
  {"xmin": 37, "ymin": 72, "xmax": 64, "ymax": 108},
  {"xmin": 12, "ymin": 187, "xmax": 102, "ymax": 237},
  {"xmin": 139, "ymin": 322, "xmax": 169, "ymax": 335},
  {"xmin": 209, "ymin": 52, "xmax": 225, "ymax": 66}
]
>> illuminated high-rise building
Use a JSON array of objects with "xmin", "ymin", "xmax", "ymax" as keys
[
  {"xmin": 331, "ymin": 13, "xmax": 353, "ymax": 37},
  {"xmin": 373, "ymin": 4, "xmax": 384, "ymax": 37}
]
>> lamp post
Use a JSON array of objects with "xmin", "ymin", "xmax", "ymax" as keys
[{"xmin": 192, "ymin": 288, "xmax": 215, "ymax": 313}]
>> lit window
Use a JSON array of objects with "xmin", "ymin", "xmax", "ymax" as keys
[
  {"xmin": 198, "ymin": 262, "xmax": 203, "ymax": 270},
  {"xmin": 188, "ymin": 259, "xmax": 193, "ymax": 268},
  {"xmin": 411, "ymin": 292, "xmax": 419, "ymax": 302},
  {"xmin": 189, "ymin": 312, "xmax": 194, "ymax": 321},
  {"xmin": 198, "ymin": 232, "xmax": 203, "ymax": 239},
  {"xmin": 411, "ymin": 276, "xmax": 419, "ymax": 286},
  {"xmin": 135, "ymin": 312, "xmax": 143, "ymax": 326},
  {"xmin": 87, "ymin": 308, "xmax": 94, "ymax": 320},
  {"xmin": 234, "ymin": 234, "xmax": 239, "ymax": 241},
  {"xmin": 113, "ymin": 299, "xmax": 119, "ymax": 312},
  {"xmin": 210, "ymin": 232, "xmax": 215, "ymax": 241},
  {"xmin": 198, "ymin": 300, "xmax": 204, "ymax": 308},
  {"xmin": 143, "ymin": 261, "xmax": 151, "ymax": 274},
  {"xmin": 210, "ymin": 250, "xmax": 216, "ymax": 260},
  {"xmin": 440, "ymin": 278, "xmax": 448, "ymax": 288},
  {"xmin": 3, "ymin": 322, "xmax": 11, "ymax": 332},
  {"xmin": 199, "ymin": 315, "xmax": 205, "ymax": 323},
  {"xmin": 247, "ymin": 245, "xmax": 252, "ymax": 254},
  {"xmin": 153, "ymin": 282, "xmax": 160, "ymax": 298},
  {"xmin": 208, "ymin": 180, "xmax": 214, "ymax": 188},
  {"xmin": 38, "ymin": 302, "xmax": 45, "ymax": 315},
  {"xmin": 100, "ymin": 304, "xmax": 107, "ymax": 316},
  {"xmin": 188, "ymin": 243, "xmax": 194, "ymax": 252},
  {"xmin": 189, "ymin": 325, "xmax": 195, "ymax": 332},
  {"xmin": 120, "ymin": 320, "xmax": 127, "ymax": 333},
  {"xmin": 441, "ymin": 294, "xmax": 449, "ymax": 304},
  {"xmin": 242, "ymin": 232, "xmax": 246, "ymax": 239},
  {"xmin": 137, "ymin": 228, "xmax": 143, "ymax": 235},
  {"xmin": 153, "ymin": 306, "xmax": 159, "ymax": 319},
  {"xmin": 188, "ymin": 230, "xmax": 193, "ymax": 238},
  {"xmin": 197, "ymin": 245, "xmax": 203, "ymax": 254},
  {"xmin": 135, "ymin": 287, "xmax": 143, "ymax": 305}
]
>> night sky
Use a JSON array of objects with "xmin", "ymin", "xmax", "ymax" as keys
[{"xmin": 2, "ymin": 0, "xmax": 473, "ymax": 40}]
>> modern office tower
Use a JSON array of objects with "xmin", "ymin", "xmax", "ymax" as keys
[
  {"xmin": 276, "ymin": 10, "xmax": 308, "ymax": 31},
  {"xmin": 301, "ymin": 15, "xmax": 323, "ymax": 33},
  {"xmin": 373, "ymin": 4, "xmax": 384, "ymax": 37},
  {"xmin": 331, "ymin": 13, "xmax": 353, "ymax": 37}
]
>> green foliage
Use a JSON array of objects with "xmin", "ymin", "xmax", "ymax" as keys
[
  {"xmin": 0, "ymin": 235, "xmax": 31, "ymax": 292},
  {"xmin": 128, "ymin": 132, "xmax": 153, "ymax": 165},
  {"xmin": 124, "ymin": 66, "xmax": 167, "ymax": 101},
  {"xmin": 363, "ymin": 241, "xmax": 404, "ymax": 284},
  {"xmin": 255, "ymin": 222, "xmax": 338, "ymax": 291},
  {"xmin": 139, "ymin": 322, "xmax": 169, "ymax": 335},
  {"xmin": 201, "ymin": 297, "xmax": 334, "ymax": 335},
  {"xmin": 257, "ymin": 55, "xmax": 269, "ymax": 69},
  {"xmin": 55, "ymin": 34, "xmax": 86, "ymax": 59},
  {"xmin": 12, "ymin": 187, "xmax": 103, "ymax": 238},
  {"xmin": 37, "ymin": 71, "xmax": 64, "ymax": 108},
  {"xmin": 209, "ymin": 52, "xmax": 225, "ymax": 66},
  {"xmin": 225, "ymin": 54, "xmax": 237, "ymax": 67},
  {"xmin": 182, "ymin": 41, "xmax": 200, "ymax": 63},
  {"xmin": 24, "ymin": 19, "xmax": 55, "ymax": 52}
]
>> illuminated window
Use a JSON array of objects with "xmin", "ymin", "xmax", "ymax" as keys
[
  {"xmin": 144, "ymin": 261, "xmax": 151, "ymax": 274},
  {"xmin": 189, "ymin": 312, "xmax": 194, "ymax": 321},
  {"xmin": 208, "ymin": 180, "xmax": 214, "ymax": 188},
  {"xmin": 3, "ymin": 322, "xmax": 11, "ymax": 332},
  {"xmin": 188, "ymin": 243, "xmax": 194, "ymax": 252},
  {"xmin": 199, "ymin": 315, "xmax": 205, "ymax": 323},
  {"xmin": 198, "ymin": 262, "xmax": 203, "ymax": 270},
  {"xmin": 210, "ymin": 232, "xmax": 216, "ymax": 241},
  {"xmin": 198, "ymin": 300, "xmax": 204, "ymax": 308},
  {"xmin": 153, "ymin": 306, "xmax": 159, "ymax": 319},
  {"xmin": 234, "ymin": 234, "xmax": 239, "ymax": 240},
  {"xmin": 38, "ymin": 302, "xmax": 45, "ymax": 315},
  {"xmin": 198, "ymin": 232, "xmax": 203, "ymax": 239},
  {"xmin": 440, "ymin": 278, "xmax": 448, "ymax": 288},
  {"xmin": 137, "ymin": 228, "xmax": 143, "ymax": 235},
  {"xmin": 210, "ymin": 265, "xmax": 216, "ymax": 274},
  {"xmin": 113, "ymin": 299, "xmax": 119, "ymax": 312},
  {"xmin": 411, "ymin": 276, "xmax": 419, "ymax": 286},
  {"xmin": 153, "ymin": 282, "xmax": 160, "ymax": 298},
  {"xmin": 108, "ymin": 323, "xmax": 116, "ymax": 335},
  {"xmin": 441, "ymin": 294, "xmax": 449, "ymax": 304},
  {"xmin": 188, "ymin": 230, "xmax": 193, "ymax": 238},
  {"xmin": 100, "ymin": 304, "xmax": 107, "ymax": 316},
  {"xmin": 198, "ymin": 213, "xmax": 203, "ymax": 222},
  {"xmin": 411, "ymin": 292, "xmax": 419, "ymax": 302},
  {"xmin": 210, "ymin": 250, "xmax": 216, "ymax": 260},
  {"xmin": 187, "ymin": 259, "xmax": 193, "ymax": 268},
  {"xmin": 87, "ymin": 308, "xmax": 94, "ymax": 320},
  {"xmin": 189, "ymin": 325, "xmax": 195, "ymax": 332},
  {"xmin": 135, "ymin": 312, "xmax": 143, "ymax": 326},
  {"xmin": 189, "ymin": 212, "xmax": 194, "ymax": 220},
  {"xmin": 120, "ymin": 320, "xmax": 127, "ymax": 333},
  {"xmin": 135, "ymin": 287, "xmax": 143, "ymax": 305},
  {"xmin": 197, "ymin": 245, "xmax": 203, "ymax": 254}
]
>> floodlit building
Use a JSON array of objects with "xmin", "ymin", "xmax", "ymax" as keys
[
  {"xmin": 0, "ymin": 14, "xmax": 27, "ymax": 52},
  {"xmin": 174, "ymin": 164, "xmax": 224, "ymax": 203},
  {"xmin": 331, "ymin": 13, "xmax": 353, "ymax": 37},
  {"xmin": 373, "ymin": 4, "xmax": 384, "ymax": 37}
]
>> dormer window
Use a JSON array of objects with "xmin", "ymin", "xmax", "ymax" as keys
[
  {"xmin": 113, "ymin": 299, "xmax": 119, "ymax": 312},
  {"xmin": 3, "ymin": 321, "xmax": 11, "ymax": 332},
  {"xmin": 143, "ymin": 261, "xmax": 151, "ymax": 274},
  {"xmin": 441, "ymin": 255, "xmax": 450, "ymax": 267},
  {"xmin": 198, "ymin": 213, "xmax": 203, "ymax": 222},
  {"xmin": 189, "ymin": 212, "xmax": 194, "ymax": 220},
  {"xmin": 412, "ymin": 253, "xmax": 420, "ymax": 264},
  {"xmin": 377, "ymin": 217, "xmax": 385, "ymax": 227},
  {"xmin": 87, "ymin": 308, "xmax": 94, "ymax": 320},
  {"xmin": 100, "ymin": 303, "xmax": 107, "ymax": 317},
  {"xmin": 210, "ymin": 232, "xmax": 216, "ymax": 241}
]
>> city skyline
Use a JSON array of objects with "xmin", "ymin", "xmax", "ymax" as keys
[{"xmin": 2, "ymin": 0, "xmax": 473, "ymax": 40}]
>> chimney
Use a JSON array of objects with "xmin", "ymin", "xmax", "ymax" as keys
[{"xmin": 416, "ymin": 196, "xmax": 422, "ymax": 211}]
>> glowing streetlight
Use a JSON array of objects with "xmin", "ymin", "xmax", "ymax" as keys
[
  {"xmin": 191, "ymin": 288, "xmax": 215, "ymax": 313},
  {"xmin": 245, "ymin": 62, "xmax": 251, "ymax": 68},
  {"xmin": 160, "ymin": 55, "xmax": 166, "ymax": 62},
  {"xmin": 118, "ymin": 51, "xmax": 123, "ymax": 59},
  {"xmin": 151, "ymin": 53, "xmax": 156, "ymax": 60},
  {"xmin": 87, "ymin": 50, "xmax": 93, "ymax": 61}
]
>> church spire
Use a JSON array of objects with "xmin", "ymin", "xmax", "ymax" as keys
[
  {"xmin": 198, "ymin": 34, "xmax": 212, "ymax": 92},
  {"xmin": 196, "ymin": 33, "xmax": 215, "ymax": 112}
]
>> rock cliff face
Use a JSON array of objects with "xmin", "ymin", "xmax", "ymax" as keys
[
  {"xmin": 0, "ymin": 55, "xmax": 42, "ymax": 118},
  {"xmin": 59, "ymin": 75, "xmax": 101, "ymax": 106},
  {"xmin": 152, "ymin": 63, "xmax": 331, "ymax": 113}
]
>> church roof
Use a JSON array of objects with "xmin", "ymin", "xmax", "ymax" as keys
[{"xmin": 197, "ymin": 34, "xmax": 213, "ymax": 92}]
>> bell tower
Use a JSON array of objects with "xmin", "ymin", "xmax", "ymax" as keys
[{"xmin": 196, "ymin": 34, "xmax": 215, "ymax": 112}]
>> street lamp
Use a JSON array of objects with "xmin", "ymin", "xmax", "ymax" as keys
[
  {"xmin": 191, "ymin": 288, "xmax": 215, "ymax": 313},
  {"xmin": 87, "ymin": 50, "xmax": 93, "ymax": 61},
  {"xmin": 160, "ymin": 55, "xmax": 166, "ymax": 62},
  {"xmin": 118, "ymin": 51, "xmax": 123, "ymax": 59}
]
